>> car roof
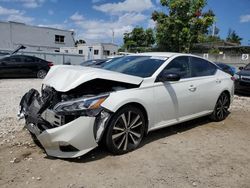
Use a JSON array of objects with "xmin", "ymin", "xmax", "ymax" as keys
[{"xmin": 130, "ymin": 52, "xmax": 199, "ymax": 58}]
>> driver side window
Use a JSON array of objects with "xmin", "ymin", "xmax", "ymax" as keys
[{"xmin": 162, "ymin": 56, "xmax": 191, "ymax": 79}]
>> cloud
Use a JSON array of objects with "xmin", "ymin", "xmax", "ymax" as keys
[
  {"xmin": 147, "ymin": 19, "xmax": 156, "ymax": 28},
  {"xmin": 38, "ymin": 23, "xmax": 66, "ymax": 29},
  {"xmin": 70, "ymin": 12, "xmax": 84, "ymax": 22},
  {"xmin": 240, "ymin": 14, "xmax": 250, "ymax": 23},
  {"xmin": 7, "ymin": 14, "xmax": 34, "ymax": 23},
  {"xmin": 0, "ymin": 0, "xmax": 45, "ymax": 8},
  {"xmin": 92, "ymin": 0, "xmax": 105, "ymax": 3},
  {"xmin": 0, "ymin": 6, "xmax": 21, "ymax": 15},
  {"xmin": 69, "ymin": 12, "xmax": 148, "ymax": 42},
  {"xmin": 0, "ymin": 5, "xmax": 34, "ymax": 24},
  {"xmin": 93, "ymin": 0, "xmax": 154, "ymax": 15}
]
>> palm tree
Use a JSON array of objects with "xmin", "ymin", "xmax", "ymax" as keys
[{"xmin": 226, "ymin": 29, "xmax": 242, "ymax": 45}]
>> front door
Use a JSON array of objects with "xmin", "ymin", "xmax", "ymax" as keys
[{"xmin": 152, "ymin": 56, "xmax": 198, "ymax": 129}]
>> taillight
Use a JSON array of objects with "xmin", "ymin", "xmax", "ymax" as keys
[
  {"xmin": 231, "ymin": 76, "xmax": 236, "ymax": 81},
  {"xmin": 48, "ymin": 62, "xmax": 54, "ymax": 67}
]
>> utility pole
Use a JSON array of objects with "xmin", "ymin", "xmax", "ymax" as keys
[
  {"xmin": 112, "ymin": 29, "xmax": 114, "ymax": 44},
  {"xmin": 212, "ymin": 23, "xmax": 216, "ymax": 36}
]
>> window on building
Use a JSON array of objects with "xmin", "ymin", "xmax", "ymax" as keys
[
  {"xmin": 55, "ymin": 35, "xmax": 65, "ymax": 43},
  {"xmin": 79, "ymin": 50, "xmax": 83, "ymax": 54},
  {"xmin": 94, "ymin": 50, "xmax": 99, "ymax": 55},
  {"xmin": 103, "ymin": 50, "xmax": 110, "ymax": 56},
  {"xmin": 65, "ymin": 50, "xmax": 68, "ymax": 53}
]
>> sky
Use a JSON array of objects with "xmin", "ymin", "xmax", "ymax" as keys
[{"xmin": 0, "ymin": 0, "xmax": 249, "ymax": 46}]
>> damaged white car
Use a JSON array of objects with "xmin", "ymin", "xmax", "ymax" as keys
[{"xmin": 18, "ymin": 53, "xmax": 234, "ymax": 158}]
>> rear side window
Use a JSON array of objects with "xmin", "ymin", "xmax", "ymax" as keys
[
  {"xmin": 10, "ymin": 57, "xmax": 21, "ymax": 62},
  {"xmin": 24, "ymin": 57, "xmax": 36, "ymax": 63},
  {"xmin": 162, "ymin": 56, "xmax": 191, "ymax": 79},
  {"xmin": 190, "ymin": 57, "xmax": 217, "ymax": 77}
]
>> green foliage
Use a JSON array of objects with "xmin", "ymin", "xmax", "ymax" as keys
[
  {"xmin": 208, "ymin": 48, "xmax": 220, "ymax": 54},
  {"xmin": 122, "ymin": 27, "xmax": 155, "ymax": 52},
  {"xmin": 152, "ymin": 0, "xmax": 215, "ymax": 52},
  {"xmin": 75, "ymin": 39, "xmax": 86, "ymax": 46},
  {"xmin": 226, "ymin": 29, "xmax": 242, "ymax": 45}
]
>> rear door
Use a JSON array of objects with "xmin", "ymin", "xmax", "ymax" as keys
[
  {"xmin": 22, "ymin": 56, "xmax": 38, "ymax": 76},
  {"xmin": 189, "ymin": 56, "xmax": 220, "ymax": 113}
]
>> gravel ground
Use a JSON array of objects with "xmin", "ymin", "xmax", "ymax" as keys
[{"xmin": 0, "ymin": 79, "xmax": 250, "ymax": 188}]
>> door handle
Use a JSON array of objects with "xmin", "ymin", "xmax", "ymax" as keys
[
  {"xmin": 188, "ymin": 85, "xmax": 196, "ymax": 92},
  {"xmin": 216, "ymin": 79, "xmax": 221, "ymax": 83}
]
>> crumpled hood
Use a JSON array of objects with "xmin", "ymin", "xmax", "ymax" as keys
[{"xmin": 43, "ymin": 65, "xmax": 143, "ymax": 92}]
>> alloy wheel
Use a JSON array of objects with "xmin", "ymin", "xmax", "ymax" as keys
[
  {"xmin": 214, "ymin": 93, "xmax": 230, "ymax": 121},
  {"xmin": 111, "ymin": 110, "xmax": 144, "ymax": 151}
]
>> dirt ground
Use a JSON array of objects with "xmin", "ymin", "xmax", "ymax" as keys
[{"xmin": 0, "ymin": 79, "xmax": 250, "ymax": 188}]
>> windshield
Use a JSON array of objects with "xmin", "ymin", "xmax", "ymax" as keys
[
  {"xmin": 102, "ymin": 56, "xmax": 167, "ymax": 78},
  {"xmin": 244, "ymin": 64, "xmax": 250, "ymax": 70}
]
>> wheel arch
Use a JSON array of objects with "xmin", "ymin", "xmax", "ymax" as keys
[
  {"xmin": 218, "ymin": 89, "xmax": 231, "ymax": 104},
  {"xmin": 117, "ymin": 102, "xmax": 149, "ymax": 135},
  {"xmin": 103, "ymin": 101, "xmax": 149, "ymax": 136}
]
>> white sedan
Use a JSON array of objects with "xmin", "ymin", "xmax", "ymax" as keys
[{"xmin": 19, "ymin": 53, "xmax": 234, "ymax": 158}]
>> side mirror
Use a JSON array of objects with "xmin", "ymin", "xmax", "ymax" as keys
[
  {"xmin": 239, "ymin": 67, "xmax": 244, "ymax": 70},
  {"xmin": 157, "ymin": 72, "xmax": 181, "ymax": 82}
]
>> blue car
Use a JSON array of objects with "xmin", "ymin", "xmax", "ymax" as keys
[{"xmin": 215, "ymin": 62, "xmax": 237, "ymax": 76}]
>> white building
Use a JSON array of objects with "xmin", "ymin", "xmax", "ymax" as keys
[
  {"xmin": 60, "ymin": 43, "xmax": 118, "ymax": 60},
  {"xmin": 0, "ymin": 21, "xmax": 75, "ymax": 52}
]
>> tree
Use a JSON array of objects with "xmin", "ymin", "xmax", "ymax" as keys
[
  {"xmin": 152, "ymin": 0, "xmax": 215, "ymax": 52},
  {"xmin": 122, "ymin": 27, "xmax": 155, "ymax": 52},
  {"xmin": 226, "ymin": 29, "xmax": 242, "ymax": 45},
  {"xmin": 75, "ymin": 39, "xmax": 86, "ymax": 46},
  {"xmin": 145, "ymin": 28, "xmax": 155, "ymax": 47}
]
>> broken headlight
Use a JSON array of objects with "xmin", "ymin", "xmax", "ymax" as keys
[{"xmin": 53, "ymin": 94, "xmax": 109, "ymax": 117}]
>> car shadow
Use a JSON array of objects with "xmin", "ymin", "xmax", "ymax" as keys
[
  {"xmin": 235, "ymin": 92, "xmax": 250, "ymax": 97},
  {"xmin": 53, "ymin": 115, "xmax": 212, "ymax": 163}
]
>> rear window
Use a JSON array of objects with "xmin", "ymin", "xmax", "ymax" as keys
[
  {"xmin": 190, "ymin": 57, "xmax": 217, "ymax": 77},
  {"xmin": 24, "ymin": 57, "xmax": 36, "ymax": 63}
]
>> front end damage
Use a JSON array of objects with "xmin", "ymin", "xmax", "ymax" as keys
[
  {"xmin": 18, "ymin": 85, "xmax": 112, "ymax": 158},
  {"xmin": 18, "ymin": 66, "xmax": 142, "ymax": 158}
]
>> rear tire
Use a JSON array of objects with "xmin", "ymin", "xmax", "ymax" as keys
[
  {"xmin": 105, "ymin": 105, "xmax": 146, "ymax": 155},
  {"xmin": 37, "ymin": 69, "xmax": 47, "ymax": 79},
  {"xmin": 210, "ymin": 92, "xmax": 230, "ymax": 121}
]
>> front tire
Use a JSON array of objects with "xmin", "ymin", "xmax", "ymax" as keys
[
  {"xmin": 105, "ymin": 105, "xmax": 146, "ymax": 155},
  {"xmin": 210, "ymin": 92, "xmax": 230, "ymax": 121}
]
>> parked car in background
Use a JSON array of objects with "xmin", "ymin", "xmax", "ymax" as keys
[
  {"xmin": 19, "ymin": 53, "xmax": 234, "ymax": 158},
  {"xmin": 80, "ymin": 59, "xmax": 106, "ymax": 67},
  {"xmin": 80, "ymin": 56, "xmax": 122, "ymax": 68},
  {"xmin": 215, "ymin": 62, "xmax": 237, "ymax": 76},
  {"xmin": 234, "ymin": 63, "xmax": 250, "ymax": 94},
  {"xmin": 0, "ymin": 55, "xmax": 53, "ymax": 79}
]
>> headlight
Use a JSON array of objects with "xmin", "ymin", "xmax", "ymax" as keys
[
  {"xmin": 234, "ymin": 74, "xmax": 240, "ymax": 80},
  {"xmin": 53, "ymin": 94, "xmax": 109, "ymax": 116}
]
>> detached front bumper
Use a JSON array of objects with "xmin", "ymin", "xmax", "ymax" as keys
[
  {"xmin": 19, "ymin": 89, "xmax": 109, "ymax": 158},
  {"xmin": 37, "ymin": 116, "xmax": 97, "ymax": 158}
]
